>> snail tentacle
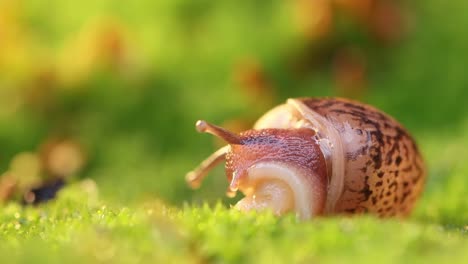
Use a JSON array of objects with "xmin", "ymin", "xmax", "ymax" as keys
[{"xmin": 185, "ymin": 145, "xmax": 230, "ymax": 188}]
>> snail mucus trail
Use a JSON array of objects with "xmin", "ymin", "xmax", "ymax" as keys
[{"xmin": 186, "ymin": 120, "xmax": 328, "ymax": 218}]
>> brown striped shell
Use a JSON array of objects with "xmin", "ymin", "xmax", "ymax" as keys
[{"xmin": 254, "ymin": 98, "xmax": 426, "ymax": 217}]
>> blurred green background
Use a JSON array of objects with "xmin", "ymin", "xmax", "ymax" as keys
[
  {"xmin": 0, "ymin": 0, "xmax": 467, "ymax": 220},
  {"xmin": 1, "ymin": 1, "xmax": 467, "ymax": 263}
]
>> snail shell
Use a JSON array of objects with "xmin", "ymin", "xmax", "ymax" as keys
[{"xmin": 187, "ymin": 98, "xmax": 426, "ymax": 219}]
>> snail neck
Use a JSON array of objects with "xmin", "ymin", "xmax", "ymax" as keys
[
  {"xmin": 234, "ymin": 162, "xmax": 326, "ymax": 220},
  {"xmin": 252, "ymin": 100, "xmax": 346, "ymax": 214},
  {"xmin": 288, "ymin": 99, "xmax": 346, "ymax": 214},
  {"xmin": 235, "ymin": 178, "xmax": 294, "ymax": 216}
]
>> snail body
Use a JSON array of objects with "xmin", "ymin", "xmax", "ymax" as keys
[{"xmin": 187, "ymin": 98, "xmax": 425, "ymax": 219}]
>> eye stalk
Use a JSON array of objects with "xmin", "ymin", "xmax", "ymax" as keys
[
  {"xmin": 195, "ymin": 120, "xmax": 243, "ymax": 145},
  {"xmin": 186, "ymin": 120, "xmax": 242, "ymax": 189}
]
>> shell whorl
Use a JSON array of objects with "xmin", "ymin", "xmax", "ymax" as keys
[
  {"xmin": 254, "ymin": 97, "xmax": 426, "ymax": 217},
  {"xmin": 254, "ymin": 99, "xmax": 345, "ymax": 214}
]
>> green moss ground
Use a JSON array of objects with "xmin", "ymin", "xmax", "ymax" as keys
[
  {"xmin": 0, "ymin": 195, "xmax": 467, "ymax": 264},
  {"xmin": 1, "ymin": 127, "xmax": 467, "ymax": 263}
]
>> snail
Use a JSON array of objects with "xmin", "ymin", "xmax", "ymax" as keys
[{"xmin": 186, "ymin": 98, "xmax": 425, "ymax": 219}]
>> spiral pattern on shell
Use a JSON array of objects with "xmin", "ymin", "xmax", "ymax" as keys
[{"xmin": 255, "ymin": 98, "xmax": 426, "ymax": 217}]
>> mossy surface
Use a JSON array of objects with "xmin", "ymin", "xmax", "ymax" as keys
[{"xmin": 1, "ymin": 128, "xmax": 467, "ymax": 263}]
